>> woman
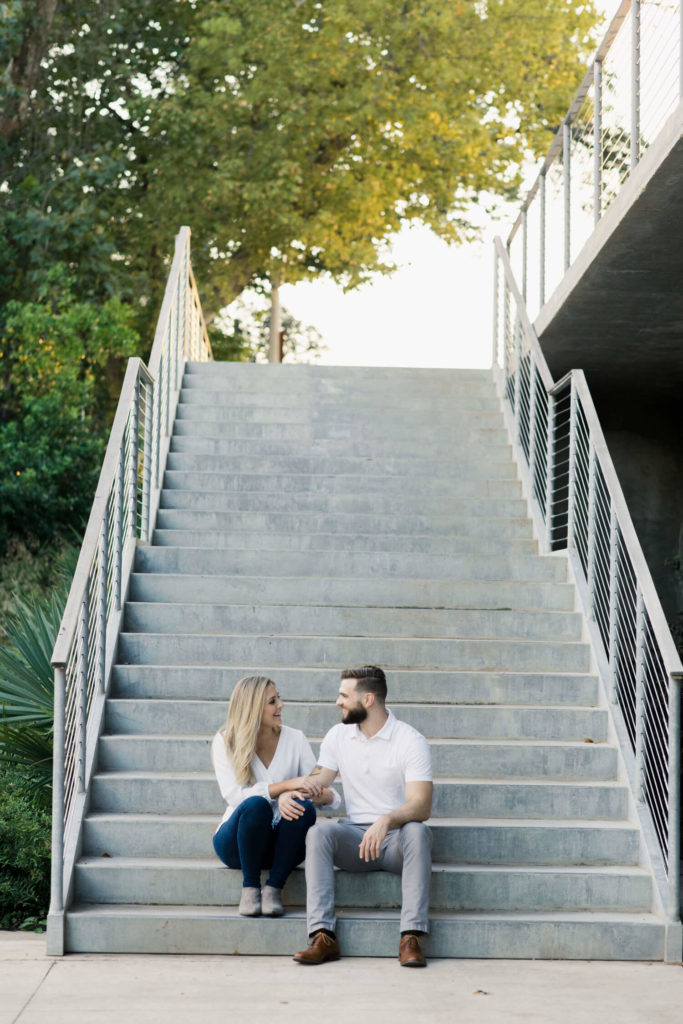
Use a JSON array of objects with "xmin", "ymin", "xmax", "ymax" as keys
[{"xmin": 211, "ymin": 675, "xmax": 339, "ymax": 917}]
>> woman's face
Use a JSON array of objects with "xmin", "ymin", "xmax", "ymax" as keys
[{"xmin": 261, "ymin": 683, "xmax": 284, "ymax": 730}]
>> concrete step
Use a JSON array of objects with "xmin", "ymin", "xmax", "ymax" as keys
[
  {"xmin": 173, "ymin": 406, "xmax": 505, "ymax": 429},
  {"xmin": 171, "ymin": 419, "xmax": 510, "ymax": 445},
  {"xmin": 154, "ymin": 508, "xmax": 534, "ymax": 540},
  {"xmin": 64, "ymin": 904, "xmax": 666, "ymax": 959},
  {"xmin": 127, "ymin": 574, "xmax": 575, "ymax": 612},
  {"xmin": 177, "ymin": 388, "xmax": 501, "ymax": 411},
  {"xmin": 110, "ymin": 666, "xmax": 600, "ymax": 705},
  {"xmin": 122, "ymin": 603, "xmax": 582, "ymax": 642},
  {"xmin": 98, "ymin": 735, "xmax": 617, "ymax": 780},
  {"xmin": 169, "ymin": 435, "xmax": 514, "ymax": 459},
  {"xmin": 116, "ymin": 633, "xmax": 592, "ymax": 673},
  {"xmin": 157, "ymin": 489, "xmax": 529, "ymax": 517},
  {"xmin": 90, "ymin": 773, "xmax": 628, "ymax": 819},
  {"xmin": 134, "ymin": 547, "xmax": 568, "ymax": 582},
  {"xmin": 150, "ymin": 530, "xmax": 538, "ymax": 558},
  {"xmin": 74, "ymin": 859, "xmax": 652, "ymax": 913},
  {"xmin": 165, "ymin": 452, "xmax": 517, "ymax": 479},
  {"xmin": 104, "ymin": 700, "xmax": 606, "ymax": 741},
  {"xmin": 82, "ymin": 813, "xmax": 643, "ymax": 865},
  {"xmin": 182, "ymin": 362, "xmax": 495, "ymax": 390},
  {"xmin": 162, "ymin": 470, "xmax": 522, "ymax": 498}
]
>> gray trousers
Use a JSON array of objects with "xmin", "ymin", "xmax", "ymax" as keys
[{"xmin": 304, "ymin": 818, "xmax": 432, "ymax": 935}]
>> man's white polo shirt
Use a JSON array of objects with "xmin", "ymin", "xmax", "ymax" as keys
[{"xmin": 317, "ymin": 710, "xmax": 432, "ymax": 824}]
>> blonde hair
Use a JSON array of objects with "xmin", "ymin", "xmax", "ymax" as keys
[{"xmin": 221, "ymin": 675, "xmax": 277, "ymax": 785}]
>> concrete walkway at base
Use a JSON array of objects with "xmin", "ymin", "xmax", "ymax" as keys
[{"xmin": 3, "ymin": 932, "xmax": 682, "ymax": 1024}]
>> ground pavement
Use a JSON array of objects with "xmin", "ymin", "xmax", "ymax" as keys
[{"xmin": 2, "ymin": 931, "xmax": 683, "ymax": 1023}]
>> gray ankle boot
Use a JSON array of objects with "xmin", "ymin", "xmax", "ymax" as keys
[
  {"xmin": 239, "ymin": 886, "xmax": 261, "ymax": 916},
  {"xmin": 262, "ymin": 885, "xmax": 284, "ymax": 917}
]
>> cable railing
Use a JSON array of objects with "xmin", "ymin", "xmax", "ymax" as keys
[
  {"xmin": 493, "ymin": 236, "xmax": 682, "ymax": 925},
  {"xmin": 507, "ymin": 0, "xmax": 682, "ymax": 322},
  {"xmin": 47, "ymin": 227, "xmax": 213, "ymax": 954}
]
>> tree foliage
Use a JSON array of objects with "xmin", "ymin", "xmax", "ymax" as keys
[
  {"xmin": 0, "ymin": 266, "xmax": 138, "ymax": 548},
  {"xmin": 142, "ymin": 0, "xmax": 598, "ymax": 315}
]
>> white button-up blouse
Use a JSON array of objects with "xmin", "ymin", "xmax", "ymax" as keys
[{"xmin": 211, "ymin": 725, "xmax": 341, "ymax": 832}]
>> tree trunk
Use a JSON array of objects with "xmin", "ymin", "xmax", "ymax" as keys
[
  {"xmin": 1, "ymin": 0, "xmax": 61, "ymax": 138},
  {"xmin": 269, "ymin": 282, "xmax": 281, "ymax": 363}
]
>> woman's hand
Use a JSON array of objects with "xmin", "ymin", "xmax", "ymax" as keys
[
  {"xmin": 278, "ymin": 790, "xmax": 307, "ymax": 821},
  {"xmin": 311, "ymin": 787, "xmax": 333, "ymax": 806}
]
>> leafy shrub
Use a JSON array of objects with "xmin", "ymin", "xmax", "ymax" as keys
[{"xmin": 0, "ymin": 767, "xmax": 51, "ymax": 930}]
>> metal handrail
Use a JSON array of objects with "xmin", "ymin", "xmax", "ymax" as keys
[
  {"xmin": 507, "ymin": 0, "xmax": 682, "ymax": 321},
  {"xmin": 493, "ymin": 235, "xmax": 682, "ymax": 926},
  {"xmin": 47, "ymin": 226, "xmax": 213, "ymax": 954}
]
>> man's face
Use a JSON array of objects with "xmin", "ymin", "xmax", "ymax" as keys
[{"xmin": 336, "ymin": 679, "xmax": 367, "ymax": 725}]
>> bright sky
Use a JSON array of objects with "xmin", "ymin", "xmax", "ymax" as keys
[{"xmin": 248, "ymin": 3, "xmax": 614, "ymax": 370}]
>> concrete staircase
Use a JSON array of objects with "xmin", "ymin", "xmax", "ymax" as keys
[{"xmin": 67, "ymin": 363, "xmax": 666, "ymax": 958}]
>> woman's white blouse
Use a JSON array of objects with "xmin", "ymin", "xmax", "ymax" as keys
[{"xmin": 211, "ymin": 725, "xmax": 341, "ymax": 831}]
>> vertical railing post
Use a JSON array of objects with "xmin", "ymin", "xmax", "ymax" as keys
[
  {"xmin": 153, "ymin": 373, "xmax": 162, "ymax": 490},
  {"xmin": 77, "ymin": 587, "xmax": 89, "ymax": 795},
  {"xmin": 594, "ymin": 58, "xmax": 603, "ymax": 225},
  {"xmin": 129, "ymin": 377, "xmax": 140, "ymax": 540},
  {"xmin": 49, "ymin": 665, "xmax": 66, "ymax": 916},
  {"xmin": 165, "ymin": 311, "xmax": 172, "ymax": 439},
  {"xmin": 528, "ymin": 361, "xmax": 538, "ymax": 495},
  {"xmin": 668, "ymin": 672, "xmax": 682, "ymax": 920},
  {"xmin": 513, "ymin": 317, "xmax": 522, "ymax": 443},
  {"xmin": 142, "ymin": 381, "xmax": 153, "ymax": 542},
  {"xmin": 634, "ymin": 589, "xmax": 646, "ymax": 801},
  {"xmin": 563, "ymin": 122, "xmax": 571, "ymax": 271},
  {"xmin": 631, "ymin": 0, "xmax": 641, "ymax": 169},
  {"xmin": 545, "ymin": 392, "xmax": 556, "ymax": 552},
  {"xmin": 115, "ymin": 440, "xmax": 125, "ymax": 611},
  {"xmin": 503, "ymin": 280, "xmax": 511, "ymax": 383},
  {"xmin": 567, "ymin": 378, "xmax": 578, "ymax": 549},
  {"xmin": 608, "ymin": 507, "xmax": 619, "ymax": 704},
  {"xmin": 522, "ymin": 209, "xmax": 528, "ymax": 302},
  {"xmin": 587, "ymin": 445, "xmax": 597, "ymax": 619},
  {"xmin": 492, "ymin": 250, "xmax": 500, "ymax": 368},
  {"xmin": 539, "ymin": 170, "xmax": 547, "ymax": 308},
  {"xmin": 97, "ymin": 506, "xmax": 108, "ymax": 695}
]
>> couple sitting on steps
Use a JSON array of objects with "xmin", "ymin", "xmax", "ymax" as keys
[{"xmin": 211, "ymin": 665, "xmax": 434, "ymax": 967}]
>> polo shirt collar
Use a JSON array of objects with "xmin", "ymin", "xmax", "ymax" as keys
[{"xmin": 350, "ymin": 709, "xmax": 396, "ymax": 741}]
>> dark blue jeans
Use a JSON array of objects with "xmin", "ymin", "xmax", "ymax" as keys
[{"xmin": 213, "ymin": 795, "xmax": 316, "ymax": 889}]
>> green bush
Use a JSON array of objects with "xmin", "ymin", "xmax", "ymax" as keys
[{"xmin": 0, "ymin": 767, "xmax": 51, "ymax": 931}]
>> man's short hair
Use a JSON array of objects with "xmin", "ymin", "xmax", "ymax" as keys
[{"xmin": 340, "ymin": 665, "xmax": 387, "ymax": 703}]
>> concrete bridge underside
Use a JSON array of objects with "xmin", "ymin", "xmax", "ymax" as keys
[{"xmin": 535, "ymin": 102, "xmax": 683, "ymax": 399}]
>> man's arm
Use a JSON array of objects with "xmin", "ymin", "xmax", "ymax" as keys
[
  {"xmin": 358, "ymin": 780, "xmax": 433, "ymax": 862},
  {"xmin": 299, "ymin": 764, "xmax": 338, "ymax": 798}
]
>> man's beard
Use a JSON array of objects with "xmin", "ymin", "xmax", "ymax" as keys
[{"xmin": 342, "ymin": 703, "xmax": 367, "ymax": 725}]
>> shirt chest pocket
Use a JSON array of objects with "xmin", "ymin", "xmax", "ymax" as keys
[{"xmin": 367, "ymin": 753, "xmax": 403, "ymax": 793}]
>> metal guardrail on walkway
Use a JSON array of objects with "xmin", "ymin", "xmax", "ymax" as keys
[
  {"xmin": 47, "ymin": 227, "xmax": 213, "ymax": 954},
  {"xmin": 492, "ymin": 236, "xmax": 682, "ymax": 927},
  {"xmin": 507, "ymin": 0, "xmax": 682, "ymax": 322}
]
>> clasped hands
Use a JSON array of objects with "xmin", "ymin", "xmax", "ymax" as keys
[{"xmin": 277, "ymin": 775, "xmax": 326, "ymax": 821}]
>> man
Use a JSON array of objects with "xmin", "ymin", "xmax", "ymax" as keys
[{"xmin": 293, "ymin": 665, "xmax": 433, "ymax": 967}]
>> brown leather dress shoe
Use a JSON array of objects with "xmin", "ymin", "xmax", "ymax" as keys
[
  {"xmin": 293, "ymin": 931, "xmax": 341, "ymax": 965},
  {"xmin": 399, "ymin": 934, "xmax": 427, "ymax": 967}
]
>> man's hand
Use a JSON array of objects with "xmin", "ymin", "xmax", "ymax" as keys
[
  {"xmin": 278, "ymin": 791, "xmax": 306, "ymax": 821},
  {"xmin": 299, "ymin": 765, "xmax": 337, "ymax": 800},
  {"xmin": 298, "ymin": 776, "xmax": 324, "ymax": 799},
  {"xmin": 358, "ymin": 815, "xmax": 391, "ymax": 862}
]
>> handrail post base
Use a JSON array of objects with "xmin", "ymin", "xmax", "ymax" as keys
[
  {"xmin": 664, "ymin": 919, "xmax": 682, "ymax": 964},
  {"xmin": 46, "ymin": 911, "xmax": 65, "ymax": 956}
]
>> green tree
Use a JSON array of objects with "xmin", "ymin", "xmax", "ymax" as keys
[
  {"xmin": 0, "ymin": 266, "xmax": 138, "ymax": 549},
  {"xmin": 142, "ymin": 0, "xmax": 598, "ymax": 349}
]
